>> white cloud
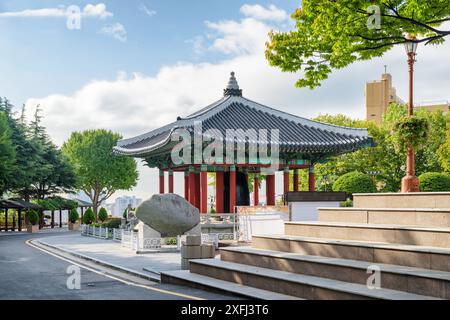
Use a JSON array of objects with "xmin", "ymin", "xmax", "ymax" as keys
[
  {"xmin": 100, "ymin": 23, "xmax": 127, "ymax": 42},
  {"xmin": 139, "ymin": 4, "xmax": 157, "ymax": 17},
  {"xmin": 205, "ymin": 18, "xmax": 271, "ymax": 55},
  {"xmin": 0, "ymin": 3, "xmax": 113, "ymax": 19},
  {"xmin": 23, "ymin": 7, "xmax": 450, "ymax": 201},
  {"xmin": 83, "ymin": 3, "xmax": 113, "ymax": 19},
  {"xmin": 240, "ymin": 4, "xmax": 289, "ymax": 22}
]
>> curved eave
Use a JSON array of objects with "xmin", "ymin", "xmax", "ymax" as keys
[{"xmin": 113, "ymin": 128, "xmax": 176, "ymax": 156}]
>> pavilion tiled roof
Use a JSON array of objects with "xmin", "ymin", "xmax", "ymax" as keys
[{"xmin": 114, "ymin": 72, "xmax": 374, "ymax": 157}]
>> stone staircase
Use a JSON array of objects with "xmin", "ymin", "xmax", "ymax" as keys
[{"xmin": 161, "ymin": 193, "xmax": 450, "ymax": 300}]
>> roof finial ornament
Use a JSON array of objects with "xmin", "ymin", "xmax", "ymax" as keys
[{"xmin": 224, "ymin": 71, "xmax": 243, "ymax": 97}]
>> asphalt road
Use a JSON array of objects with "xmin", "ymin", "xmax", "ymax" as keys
[{"xmin": 0, "ymin": 231, "xmax": 238, "ymax": 300}]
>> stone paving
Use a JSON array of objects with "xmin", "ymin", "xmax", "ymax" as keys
[{"xmin": 36, "ymin": 232, "xmax": 181, "ymax": 279}]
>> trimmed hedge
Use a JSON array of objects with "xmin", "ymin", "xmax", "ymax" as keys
[
  {"xmin": 419, "ymin": 172, "xmax": 450, "ymax": 192},
  {"xmin": 68, "ymin": 209, "xmax": 79, "ymax": 223},
  {"xmin": 332, "ymin": 171, "xmax": 376, "ymax": 197},
  {"xmin": 27, "ymin": 211, "xmax": 39, "ymax": 226},
  {"xmin": 102, "ymin": 218, "xmax": 121, "ymax": 229},
  {"xmin": 83, "ymin": 208, "xmax": 95, "ymax": 225},
  {"xmin": 98, "ymin": 208, "xmax": 108, "ymax": 222}
]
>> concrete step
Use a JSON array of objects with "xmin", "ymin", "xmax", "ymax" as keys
[
  {"xmin": 353, "ymin": 192, "xmax": 450, "ymax": 209},
  {"xmin": 318, "ymin": 207, "xmax": 450, "ymax": 228},
  {"xmin": 220, "ymin": 246, "xmax": 450, "ymax": 299},
  {"xmin": 285, "ymin": 221, "xmax": 450, "ymax": 248},
  {"xmin": 160, "ymin": 270, "xmax": 301, "ymax": 300},
  {"xmin": 252, "ymin": 235, "xmax": 450, "ymax": 272},
  {"xmin": 188, "ymin": 259, "xmax": 438, "ymax": 300}
]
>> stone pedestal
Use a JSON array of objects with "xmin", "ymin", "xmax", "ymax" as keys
[{"xmin": 135, "ymin": 221, "xmax": 162, "ymax": 249}]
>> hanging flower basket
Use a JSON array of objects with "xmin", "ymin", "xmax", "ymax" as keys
[{"xmin": 392, "ymin": 116, "xmax": 429, "ymax": 152}]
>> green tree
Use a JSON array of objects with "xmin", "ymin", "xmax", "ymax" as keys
[
  {"xmin": 62, "ymin": 129, "xmax": 138, "ymax": 216},
  {"xmin": 27, "ymin": 105, "xmax": 77, "ymax": 199},
  {"xmin": 0, "ymin": 111, "xmax": 16, "ymax": 196},
  {"xmin": 1, "ymin": 98, "xmax": 40, "ymax": 200},
  {"xmin": 83, "ymin": 208, "xmax": 95, "ymax": 225},
  {"xmin": 68, "ymin": 209, "xmax": 80, "ymax": 224},
  {"xmin": 299, "ymin": 104, "xmax": 449, "ymax": 193},
  {"xmin": 266, "ymin": 1, "xmax": 450, "ymax": 88},
  {"xmin": 98, "ymin": 208, "xmax": 108, "ymax": 222},
  {"xmin": 438, "ymin": 123, "xmax": 450, "ymax": 172}
]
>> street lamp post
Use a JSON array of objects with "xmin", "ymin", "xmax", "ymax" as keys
[{"xmin": 401, "ymin": 38, "xmax": 420, "ymax": 193}]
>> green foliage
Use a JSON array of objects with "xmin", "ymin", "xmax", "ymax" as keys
[
  {"xmin": 393, "ymin": 116, "xmax": 429, "ymax": 152},
  {"xmin": 164, "ymin": 237, "xmax": 177, "ymax": 245},
  {"xmin": 27, "ymin": 211, "xmax": 39, "ymax": 226},
  {"xmin": 419, "ymin": 172, "xmax": 450, "ymax": 192},
  {"xmin": 438, "ymin": 123, "xmax": 450, "ymax": 173},
  {"xmin": 340, "ymin": 199, "xmax": 354, "ymax": 208},
  {"xmin": 266, "ymin": 1, "xmax": 450, "ymax": 88},
  {"xmin": 0, "ymin": 111, "xmax": 16, "ymax": 195},
  {"xmin": 83, "ymin": 208, "xmax": 95, "ymax": 225},
  {"xmin": 123, "ymin": 208, "xmax": 128, "ymax": 219},
  {"xmin": 0, "ymin": 99, "xmax": 76, "ymax": 200},
  {"xmin": 34, "ymin": 197, "xmax": 78, "ymax": 211},
  {"xmin": 62, "ymin": 129, "xmax": 138, "ymax": 213},
  {"xmin": 68, "ymin": 209, "xmax": 79, "ymax": 223},
  {"xmin": 333, "ymin": 172, "xmax": 376, "ymax": 196},
  {"xmin": 98, "ymin": 208, "xmax": 108, "ymax": 222},
  {"xmin": 295, "ymin": 105, "xmax": 450, "ymax": 193},
  {"xmin": 102, "ymin": 218, "xmax": 121, "ymax": 229}
]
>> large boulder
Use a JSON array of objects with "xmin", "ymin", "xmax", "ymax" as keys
[{"xmin": 136, "ymin": 194, "xmax": 200, "ymax": 237}]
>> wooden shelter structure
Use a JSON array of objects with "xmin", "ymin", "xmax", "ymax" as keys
[{"xmin": 114, "ymin": 72, "xmax": 374, "ymax": 213}]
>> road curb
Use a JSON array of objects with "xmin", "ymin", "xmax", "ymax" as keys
[{"xmin": 32, "ymin": 238, "xmax": 161, "ymax": 283}]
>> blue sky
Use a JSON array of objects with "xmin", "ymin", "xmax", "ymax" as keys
[
  {"xmin": 1, "ymin": 1, "xmax": 449, "ymax": 201},
  {"xmin": 0, "ymin": 0, "xmax": 298, "ymax": 105}
]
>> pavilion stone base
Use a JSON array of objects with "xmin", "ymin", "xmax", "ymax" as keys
[{"xmin": 134, "ymin": 221, "xmax": 202, "ymax": 254}]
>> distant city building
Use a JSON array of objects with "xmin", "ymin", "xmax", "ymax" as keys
[
  {"xmin": 111, "ymin": 196, "xmax": 142, "ymax": 217},
  {"xmin": 366, "ymin": 73, "xmax": 449, "ymax": 124},
  {"xmin": 365, "ymin": 73, "xmax": 404, "ymax": 124}
]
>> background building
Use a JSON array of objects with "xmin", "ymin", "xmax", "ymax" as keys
[
  {"xmin": 110, "ymin": 196, "xmax": 142, "ymax": 217},
  {"xmin": 366, "ymin": 73, "xmax": 449, "ymax": 123},
  {"xmin": 365, "ymin": 73, "xmax": 404, "ymax": 124}
]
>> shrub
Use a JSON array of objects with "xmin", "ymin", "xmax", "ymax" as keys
[
  {"xmin": 68, "ymin": 209, "xmax": 79, "ymax": 223},
  {"xmin": 102, "ymin": 218, "xmax": 121, "ymax": 229},
  {"xmin": 419, "ymin": 172, "xmax": 450, "ymax": 192},
  {"xmin": 27, "ymin": 211, "xmax": 39, "ymax": 226},
  {"xmin": 332, "ymin": 171, "xmax": 376, "ymax": 197},
  {"xmin": 98, "ymin": 208, "xmax": 108, "ymax": 222},
  {"xmin": 123, "ymin": 209, "xmax": 128, "ymax": 219},
  {"xmin": 83, "ymin": 208, "xmax": 95, "ymax": 225},
  {"xmin": 340, "ymin": 199, "xmax": 353, "ymax": 207}
]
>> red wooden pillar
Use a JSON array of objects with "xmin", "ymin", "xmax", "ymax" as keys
[
  {"xmin": 200, "ymin": 166, "xmax": 208, "ymax": 214},
  {"xmin": 168, "ymin": 170, "xmax": 174, "ymax": 193},
  {"xmin": 195, "ymin": 172, "xmax": 201, "ymax": 210},
  {"xmin": 309, "ymin": 165, "xmax": 315, "ymax": 192},
  {"xmin": 283, "ymin": 167, "xmax": 290, "ymax": 204},
  {"xmin": 159, "ymin": 169, "xmax": 165, "ymax": 194},
  {"xmin": 229, "ymin": 165, "xmax": 236, "ymax": 213},
  {"xmin": 266, "ymin": 174, "xmax": 275, "ymax": 206},
  {"xmin": 216, "ymin": 171, "xmax": 224, "ymax": 213},
  {"xmin": 293, "ymin": 169, "xmax": 299, "ymax": 192},
  {"xmin": 184, "ymin": 171, "xmax": 189, "ymax": 199},
  {"xmin": 253, "ymin": 174, "xmax": 259, "ymax": 206},
  {"xmin": 188, "ymin": 167, "xmax": 196, "ymax": 206}
]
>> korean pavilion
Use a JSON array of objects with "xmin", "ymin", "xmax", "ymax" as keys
[{"xmin": 114, "ymin": 72, "xmax": 374, "ymax": 214}]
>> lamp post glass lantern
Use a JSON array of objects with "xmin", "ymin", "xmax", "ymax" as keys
[{"xmin": 401, "ymin": 38, "xmax": 420, "ymax": 192}]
